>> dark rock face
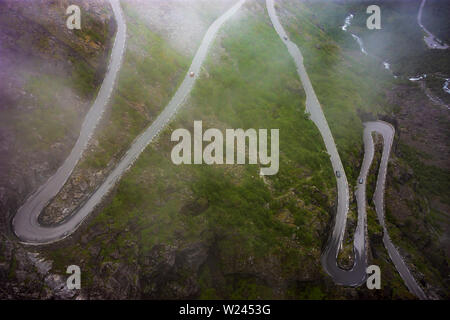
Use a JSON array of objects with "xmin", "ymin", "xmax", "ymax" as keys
[{"xmin": 139, "ymin": 242, "xmax": 208, "ymax": 299}]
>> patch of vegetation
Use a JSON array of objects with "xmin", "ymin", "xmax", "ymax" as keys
[
  {"xmin": 341, "ymin": 0, "xmax": 450, "ymax": 104},
  {"xmin": 421, "ymin": 0, "xmax": 450, "ymax": 44},
  {"xmin": 398, "ymin": 143, "xmax": 450, "ymax": 204},
  {"xmin": 81, "ymin": 3, "xmax": 189, "ymax": 169},
  {"xmin": 279, "ymin": 0, "xmax": 393, "ymax": 182}
]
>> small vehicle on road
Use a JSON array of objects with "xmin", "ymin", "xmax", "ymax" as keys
[
  {"xmin": 359, "ymin": 178, "xmax": 364, "ymax": 184},
  {"xmin": 284, "ymin": 36, "xmax": 288, "ymax": 40},
  {"xmin": 336, "ymin": 171, "xmax": 341, "ymax": 178},
  {"xmin": 189, "ymin": 71, "xmax": 195, "ymax": 77}
]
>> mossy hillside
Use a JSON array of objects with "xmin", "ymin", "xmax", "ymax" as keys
[
  {"xmin": 36, "ymin": 1, "xmax": 190, "ymax": 224},
  {"xmin": 44, "ymin": 0, "xmax": 416, "ymax": 299},
  {"xmin": 339, "ymin": 0, "xmax": 450, "ymax": 104},
  {"xmin": 45, "ymin": 4, "xmax": 336, "ymax": 299},
  {"xmin": 279, "ymin": 0, "xmax": 394, "ymax": 182}
]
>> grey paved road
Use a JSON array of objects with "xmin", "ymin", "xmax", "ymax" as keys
[
  {"xmin": 267, "ymin": 0, "xmax": 426, "ymax": 299},
  {"xmin": 13, "ymin": 0, "xmax": 427, "ymax": 300},
  {"xmin": 366, "ymin": 122, "xmax": 426, "ymax": 299},
  {"xmin": 13, "ymin": 0, "xmax": 127, "ymax": 244},
  {"xmin": 13, "ymin": 0, "xmax": 246, "ymax": 244},
  {"xmin": 417, "ymin": 0, "xmax": 448, "ymax": 49}
]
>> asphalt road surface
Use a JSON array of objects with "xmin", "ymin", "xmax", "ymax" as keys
[
  {"xmin": 13, "ymin": 0, "xmax": 246, "ymax": 244},
  {"xmin": 13, "ymin": 0, "xmax": 427, "ymax": 299},
  {"xmin": 13, "ymin": 0, "xmax": 127, "ymax": 244},
  {"xmin": 267, "ymin": 0, "xmax": 426, "ymax": 299}
]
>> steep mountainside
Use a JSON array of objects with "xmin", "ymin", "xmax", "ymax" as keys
[
  {"xmin": 0, "ymin": 0, "xmax": 448, "ymax": 300},
  {"xmin": 0, "ymin": 0, "xmax": 114, "ymax": 298}
]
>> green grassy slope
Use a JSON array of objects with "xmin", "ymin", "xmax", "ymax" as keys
[
  {"xmin": 341, "ymin": 0, "xmax": 450, "ymax": 104},
  {"xmin": 38, "ymin": 3, "xmax": 190, "ymax": 224},
  {"xmin": 45, "ymin": 2, "xmax": 336, "ymax": 299},
  {"xmin": 41, "ymin": 0, "xmax": 424, "ymax": 299}
]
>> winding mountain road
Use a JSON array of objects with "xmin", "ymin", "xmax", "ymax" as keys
[
  {"xmin": 13, "ymin": 0, "xmax": 246, "ymax": 244},
  {"xmin": 366, "ymin": 122, "xmax": 426, "ymax": 299},
  {"xmin": 267, "ymin": 0, "xmax": 426, "ymax": 299},
  {"xmin": 13, "ymin": 0, "xmax": 127, "ymax": 244},
  {"xmin": 12, "ymin": 0, "xmax": 427, "ymax": 299}
]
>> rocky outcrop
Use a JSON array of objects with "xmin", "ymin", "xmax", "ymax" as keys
[{"xmin": 0, "ymin": 235, "xmax": 79, "ymax": 299}]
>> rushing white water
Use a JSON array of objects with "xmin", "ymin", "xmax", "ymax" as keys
[
  {"xmin": 409, "ymin": 74, "xmax": 427, "ymax": 81},
  {"xmin": 443, "ymin": 79, "xmax": 450, "ymax": 94},
  {"xmin": 351, "ymin": 34, "xmax": 368, "ymax": 55},
  {"xmin": 409, "ymin": 75, "xmax": 449, "ymax": 109}
]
